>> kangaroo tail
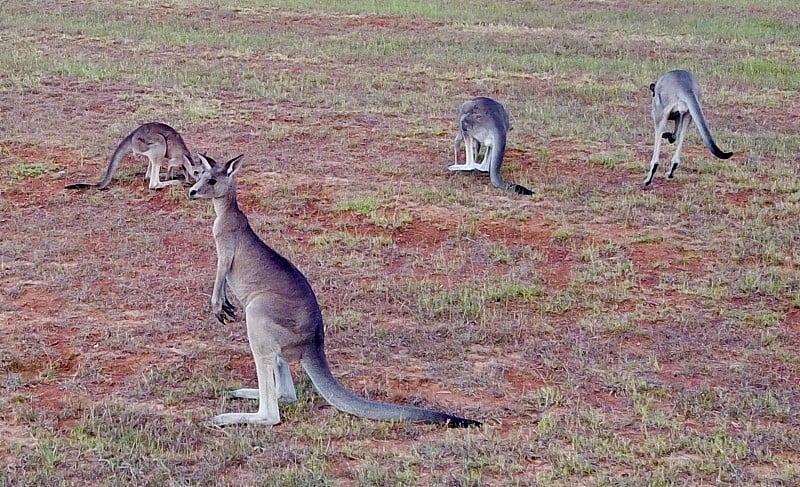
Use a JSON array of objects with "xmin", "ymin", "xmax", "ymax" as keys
[
  {"xmin": 301, "ymin": 346, "xmax": 480, "ymax": 428},
  {"xmin": 65, "ymin": 132, "xmax": 134, "ymax": 190},
  {"xmin": 64, "ymin": 182, "xmax": 96, "ymax": 189},
  {"xmin": 510, "ymin": 184, "xmax": 533, "ymax": 195},
  {"xmin": 488, "ymin": 137, "xmax": 508, "ymax": 190},
  {"xmin": 488, "ymin": 138, "xmax": 532, "ymax": 196},
  {"xmin": 684, "ymin": 93, "xmax": 733, "ymax": 160},
  {"xmin": 93, "ymin": 132, "xmax": 135, "ymax": 190}
]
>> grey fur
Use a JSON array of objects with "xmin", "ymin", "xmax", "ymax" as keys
[
  {"xmin": 188, "ymin": 154, "xmax": 481, "ymax": 428},
  {"xmin": 65, "ymin": 122, "xmax": 202, "ymax": 190},
  {"xmin": 450, "ymin": 97, "xmax": 532, "ymax": 195},
  {"xmin": 645, "ymin": 70, "xmax": 733, "ymax": 186}
]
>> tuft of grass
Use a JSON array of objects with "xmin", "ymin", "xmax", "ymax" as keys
[
  {"xmin": 335, "ymin": 196, "xmax": 382, "ymax": 215},
  {"xmin": 633, "ymin": 234, "xmax": 663, "ymax": 244},
  {"xmin": 486, "ymin": 242, "xmax": 513, "ymax": 265},
  {"xmin": 588, "ymin": 149, "xmax": 637, "ymax": 170},
  {"xmin": 531, "ymin": 386, "xmax": 566, "ymax": 409},
  {"xmin": 456, "ymin": 215, "xmax": 481, "ymax": 238},
  {"xmin": 8, "ymin": 162, "xmax": 57, "ymax": 179},
  {"xmin": 311, "ymin": 230, "xmax": 362, "ymax": 249},
  {"xmin": 311, "ymin": 230, "xmax": 392, "ymax": 249},
  {"xmin": 368, "ymin": 209, "xmax": 413, "ymax": 230},
  {"xmin": 551, "ymin": 228, "xmax": 574, "ymax": 243},
  {"xmin": 413, "ymin": 278, "xmax": 543, "ymax": 326}
]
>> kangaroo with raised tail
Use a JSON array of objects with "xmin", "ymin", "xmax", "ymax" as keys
[
  {"xmin": 645, "ymin": 70, "xmax": 733, "ymax": 186},
  {"xmin": 188, "ymin": 153, "xmax": 481, "ymax": 428},
  {"xmin": 65, "ymin": 122, "xmax": 203, "ymax": 190},
  {"xmin": 450, "ymin": 96, "xmax": 532, "ymax": 196}
]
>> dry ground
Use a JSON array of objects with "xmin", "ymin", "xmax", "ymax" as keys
[{"xmin": 1, "ymin": 1, "xmax": 800, "ymax": 485}]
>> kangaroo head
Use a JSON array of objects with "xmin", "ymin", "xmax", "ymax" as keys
[
  {"xmin": 188, "ymin": 153, "xmax": 244, "ymax": 200},
  {"xmin": 185, "ymin": 156, "xmax": 206, "ymax": 182}
]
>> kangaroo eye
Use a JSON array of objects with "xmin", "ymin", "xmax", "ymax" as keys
[{"xmin": 208, "ymin": 179, "xmax": 217, "ymax": 185}]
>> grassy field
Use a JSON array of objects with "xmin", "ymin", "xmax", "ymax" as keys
[{"xmin": 2, "ymin": 0, "xmax": 800, "ymax": 485}]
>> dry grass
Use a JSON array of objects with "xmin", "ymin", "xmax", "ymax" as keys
[{"xmin": 1, "ymin": 0, "xmax": 800, "ymax": 485}]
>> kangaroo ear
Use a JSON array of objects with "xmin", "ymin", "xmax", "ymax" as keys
[
  {"xmin": 197, "ymin": 153, "xmax": 214, "ymax": 171},
  {"xmin": 649, "ymin": 83, "xmax": 656, "ymax": 96},
  {"xmin": 225, "ymin": 154, "xmax": 245, "ymax": 177}
]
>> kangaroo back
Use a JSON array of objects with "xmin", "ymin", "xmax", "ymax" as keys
[{"xmin": 163, "ymin": 126, "xmax": 192, "ymax": 160}]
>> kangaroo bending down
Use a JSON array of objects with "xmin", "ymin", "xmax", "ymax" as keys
[
  {"xmin": 188, "ymin": 154, "xmax": 481, "ymax": 428},
  {"xmin": 65, "ymin": 122, "xmax": 202, "ymax": 190},
  {"xmin": 450, "ymin": 97, "xmax": 532, "ymax": 195},
  {"xmin": 645, "ymin": 70, "xmax": 733, "ymax": 186}
]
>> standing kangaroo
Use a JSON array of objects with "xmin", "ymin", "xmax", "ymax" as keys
[
  {"xmin": 450, "ymin": 97, "xmax": 533, "ymax": 195},
  {"xmin": 645, "ymin": 70, "xmax": 733, "ymax": 186},
  {"xmin": 188, "ymin": 154, "xmax": 480, "ymax": 428},
  {"xmin": 65, "ymin": 122, "xmax": 203, "ymax": 190}
]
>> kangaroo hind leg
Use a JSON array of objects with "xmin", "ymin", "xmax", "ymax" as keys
[
  {"xmin": 211, "ymin": 354, "xmax": 280, "ymax": 426},
  {"xmin": 465, "ymin": 136, "xmax": 477, "ymax": 167},
  {"xmin": 668, "ymin": 113, "xmax": 691, "ymax": 179},
  {"xmin": 141, "ymin": 146, "xmax": 163, "ymax": 182},
  {"xmin": 475, "ymin": 142, "xmax": 492, "ymax": 172},
  {"xmin": 273, "ymin": 356, "xmax": 297, "ymax": 403},
  {"xmin": 645, "ymin": 113, "xmax": 670, "ymax": 186},
  {"xmin": 449, "ymin": 135, "xmax": 480, "ymax": 171},
  {"xmin": 229, "ymin": 356, "xmax": 296, "ymax": 403},
  {"xmin": 211, "ymin": 308, "xmax": 282, "ymax": 426},
  {"xmin": 141, "ymin": 144, "xmax": 181, "ymax": 190},
  {"xmin": 452, "ymin": 131, "xmax": 464, "ymax": 166},
  {"xmin": 166, "ymin": 157, "xmax": 185, "ymax": 181},
  {"xmin": 662, "ymin": 112, "xmax": 679, "ymax": 144}
]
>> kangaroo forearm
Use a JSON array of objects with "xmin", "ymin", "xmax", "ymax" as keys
[{"xmin": 211, "ymin": 267, "xmax": 229, "ymax": 307}]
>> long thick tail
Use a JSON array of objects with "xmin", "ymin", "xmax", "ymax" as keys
[
  {"xmin": 301, "ymin": 346, "xmax": 480, "ymax": 428},
  {"xmin": 95, "ymin": 133, "xmax": 135, "ymax": 189},
  {"xmin": 684, "ymin": 93, "xmax": 733, "ymax": 160},
  {"xmin": 65, "ymin": 133, "xmax": 134, "ymax": 190},
  {"xmin": 488, "ymin": 138, "xmax": 533, "ymax": 196}
]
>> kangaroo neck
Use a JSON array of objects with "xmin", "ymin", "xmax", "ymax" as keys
[{"xmin": 212, "ymin": 186, "xmax": 247, "ymax": 231}]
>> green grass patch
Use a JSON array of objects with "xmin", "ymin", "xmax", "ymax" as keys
[{"xmin": 8, "ymin": 162, "xmax": 58, "ymax": 179}]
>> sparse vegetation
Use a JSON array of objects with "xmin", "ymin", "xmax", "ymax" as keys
[
  {"xmin": 8, "ymin": 162, "xmax": 58, "ymax": 179},
  {"xmin": 1, "ymin": 0, "xmax": 799, "ymax": 485}
]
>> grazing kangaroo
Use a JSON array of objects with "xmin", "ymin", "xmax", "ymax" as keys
[
  {"xmin": 645, "ymin": 70, "xmax": 733, "ymax": 186},
  {"xmin": 188, "ymin": 154, "xmax": 481, "ymax": 428},
  {"xmin": 450, "ymin": 97, "xmax": 532, "ymax": 196},
  {"xmin": 65, "ymin": 122, "xmax": 202, "ymax": 190}
]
